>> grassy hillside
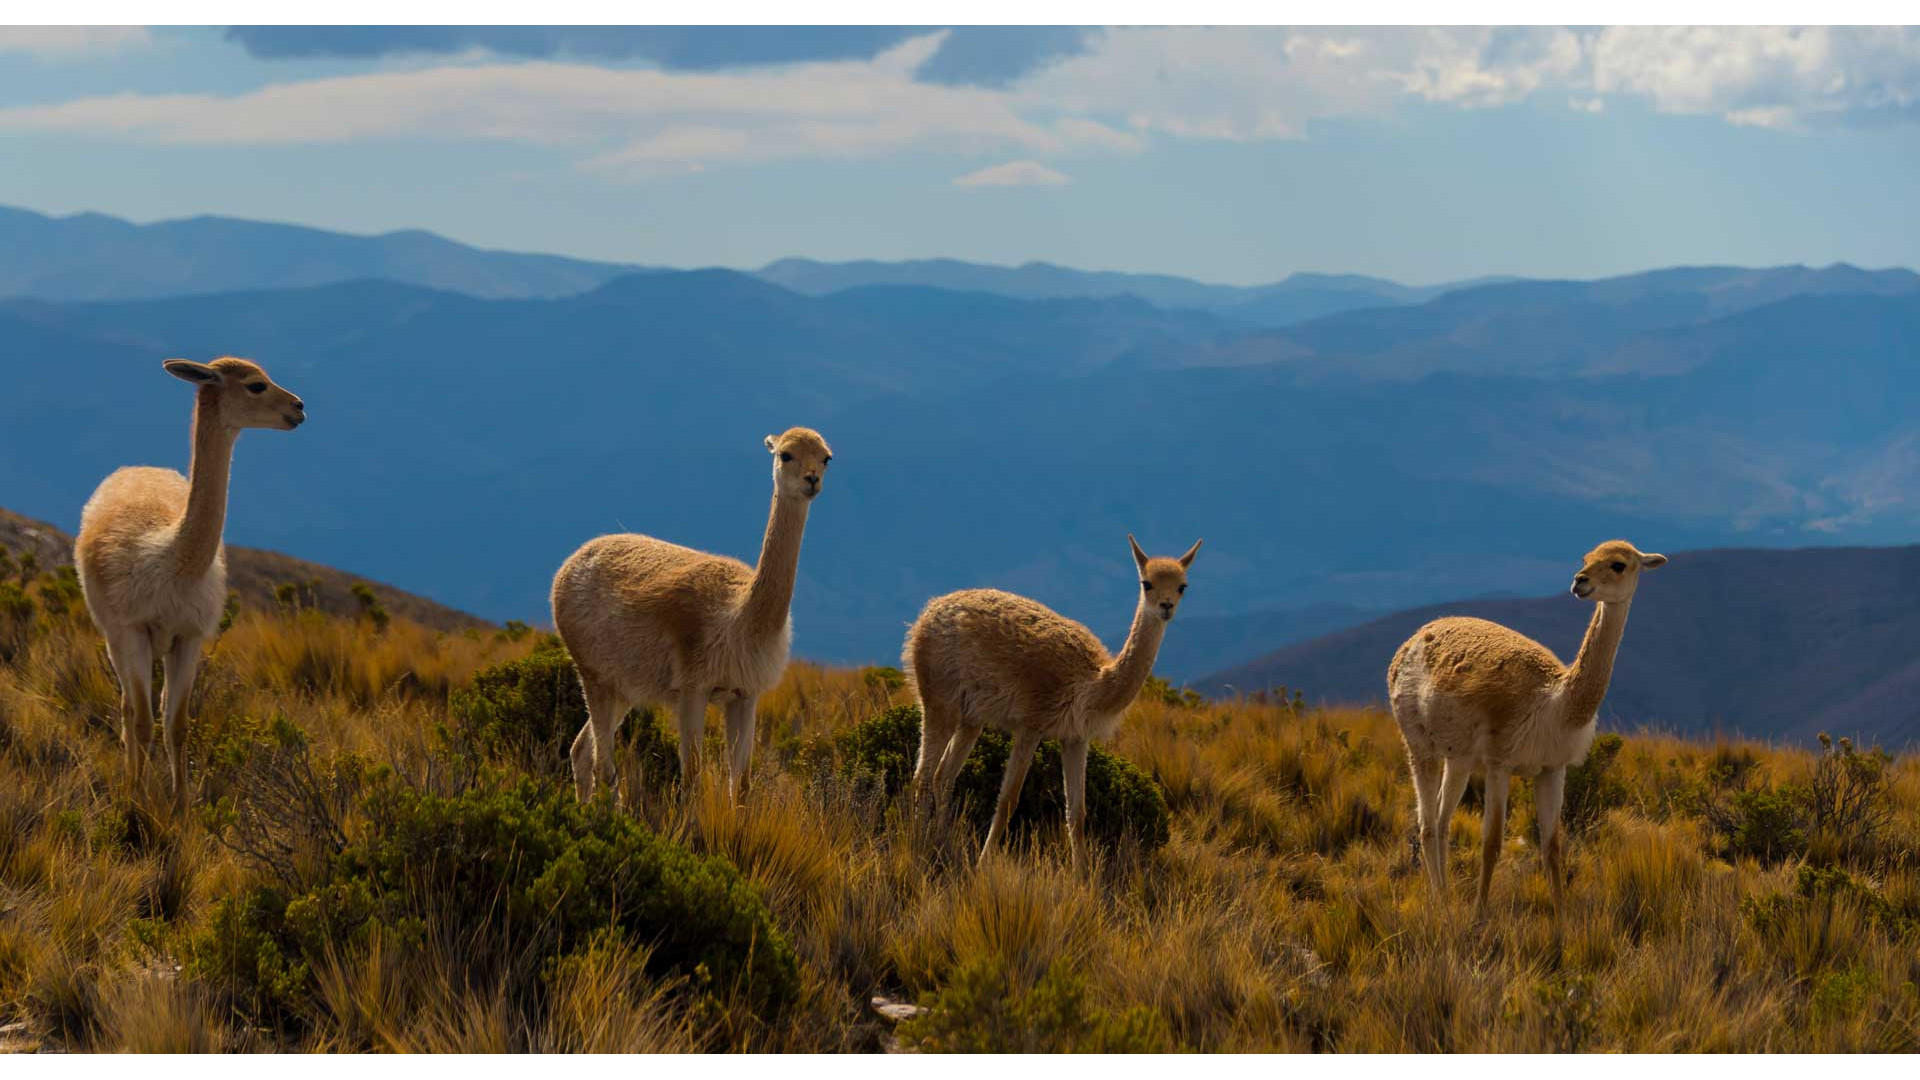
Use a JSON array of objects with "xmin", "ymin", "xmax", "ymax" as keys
[
  {"xmin": 1, "ymin": 544, "xmax": 1916, "ymax": 1051},
  {"xmin": 0, "ymin": 507, "xmax": 488, "ymax": 634},
  {"xmin": 1196, "ymin": 544, "xmax": 1920, "ymax": 749}
]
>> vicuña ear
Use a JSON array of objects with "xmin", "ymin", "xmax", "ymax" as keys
[
  {"xmin": 764, "ymin": 435, "xmax": 778, "ymax": 452},
  {"xmin": 1640, "ymin": 553, "xmax": 1668, "ymax": 569},
  {"xmin": 1178, "ymin": 538, "xmax": 1204, "ymax": 568},
  {"xmin": 162, "ymin": 359, "xmax": 221, "ymax": 385},
  {"xmin": 1128, "ymin": 533, "xmax": 1149, "ymax": 571}
]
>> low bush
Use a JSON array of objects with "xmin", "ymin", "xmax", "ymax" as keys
[
  {"xmin": 451, "ymin": 643, "xmax": 677, "ymax": 785},
  {"xmin": 899, "ymin": 957, "xmax": 1173, "ymax": 1053},
  {"xmin": 191, "ymin": 770, "xmax": 799, "ymax": 1026},
  {"xmin": 840, "ymin": 705, "xmax": 1171, "ymax": 852}
]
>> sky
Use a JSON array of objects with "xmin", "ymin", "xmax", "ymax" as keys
[{"xmin": 1, "ymin": 25, "xmax": 1917, "ymax": 285}]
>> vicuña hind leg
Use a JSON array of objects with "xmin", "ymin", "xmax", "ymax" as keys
[
  {"xmin": 571, "ymin": 673, "xmax": 629, "ymax": 802},
  {"xmin": 159, "ymin": 634, "xmax": 203, "ymax": 811},
  {"xmin": 1429, "ymin": 759, "xmax": 1473, "ymax": 900},
  {"xmin": 981, "ymin": 729, "xmax": 1042, "ymax": 860},
  {"xmin": 1408, "ymin": 752, "xmax": 1445, "ymax": 891},
  {"xmin": 1475, "ymin": 770, "xmax": 1511, "ymax": 921},
  {"xmin": 931, "ymin": 719, "xmax": 985, "ymax": 816},
  {"xmin": 912, "ymin": 700, "xmax": 959, "ymax": 818},
  {"xmin": 104, "ymin": 627, "xmax": 155, "ymax": 787}
]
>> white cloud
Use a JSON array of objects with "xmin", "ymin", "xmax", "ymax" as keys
[
  {"xmin": 2, "ymin": 26, "xmax": 1915, "ymax": 177},
  {"xmin": 1015, "ymin": 27, "xmax": 1587, "ymax": 142},
  {"xmin": 1591, "ymin": 26, "xmax": 1920, "ymax": 129},
  {"xmin": 0, "ymin": 26, "xmax": 150, "ymax": 56},
  {"xmin": 952, "ymin": 160, "xmax": 1071, "ymax": 187}
]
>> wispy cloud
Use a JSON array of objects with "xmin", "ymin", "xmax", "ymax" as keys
[
  {"xmin": 3, "ymin": 27, "xmax": 1914, "ymax": 177},
  {"xmin": 953, "ymin": 160, "xmax": 1071, "ymax": 187},
  {"xmin": 222, "ymin": 26, "xmax": 1094, "ymax": 88},
  {"xmin": 0, "ymin": 26, "xmax": 150, "ymax": 57}
]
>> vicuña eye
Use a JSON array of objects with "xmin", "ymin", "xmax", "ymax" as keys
[
  {"xmin": 824, "ymin": 456, "xmax": 832, "ymax": 465},
  {"xmin": 246, "ymin": 381, "xmax": 267, "ymax": 393},
  {"xmin": 779, "ymin": 452, "xmax": 793, "ymax": 463},
  {"xmin": 1178, "ymin": 584, "xmax": 1187, "ymax": 594},
  {"xmin": 1141, "ymin": 580, "xmax": 1152, "ymax": 592},
  {"xmin": 1610, "ymin": 562, "xmax": 1627, "ymax": 573}
]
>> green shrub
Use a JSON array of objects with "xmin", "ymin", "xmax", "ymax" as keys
[
  {"xmin": 900, "ymin": 957, "xmax": 1173, "ymax": 1052},
  {"xmin": 1692, "ymin": 735, "xmax": 1895, "ymax": 869},
  {"xmin": 1721, "ymin": 784, "xmax": 1809, "ymax": 864},
  {"xmin": 0, "ymin": 580, "xmax": 34, "ymax": 662},
  {"xmin": 1805, "ymin": 733, "xmax": 1894, "ymax": 866},
  {"xmin": 191, "ymin": 772, "xmax": 799, "ymax": 1025},
  {"xmin": 839, "ymin": 705, "xmax": 1171, "ymax": 852},
  {"xmin": 1562, "ymin": 733, "xmax": 1631, "ymax": 835},
  {"xmin": 1142, "ymin": 674, "xmax": 1204, "ymax": 709},
  {"xmin": 451, "ymin": 643, "xmax": 677, "ymax": 785},
  {"xmin": 190, "ymin": 886, "xmax": 316, "ymax": 1023},
  {"xmin": 348, "ymin": 582, "xmax": 390, "ymax": 633}
]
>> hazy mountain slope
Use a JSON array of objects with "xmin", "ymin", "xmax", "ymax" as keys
[
  {"xmin": 0, "ymin": 507, "xmax": 489, "ymax": 632},
  {"xmin": 757, "ymin": 257, "xmax": 1469, "ymax": 326},
  {"xmin": 1152, "ymin": 602, "xmax": 1379, "ymax": 685},
  {"xmin": 1160, "ymin": 264, "xmax": 1920, "ymax": 378},
  {"xmin": 6, "ymin": 265, "xmax": 1917, "ymax": 680},
  {"xmin": 0, "ymin": 205, "xmax": 644, "ymax": 301},
  {"xmin": 1195, "ymin": 544, "xmax": 1920, "ymax": 748}
]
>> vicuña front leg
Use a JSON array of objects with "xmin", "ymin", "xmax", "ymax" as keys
[
  {"xmin": 1061, "ymin": 738, "xmax": 1089, "ymax": 870},
  {"xmin": 1534, "ymin": 765, "xmax": 1568, "ymax": 921},
  {"xmin": 104, "ymin": 628, "xmax": 155, "ymax": 787},
  {"xmin": 674, "ymin": 689, "xmax": 708, "ymax": 789},
  {"xmin": 1475, "ymin": 770, "xmax": 1511, "ymax": 921},
  {"xmin": 981, "ymin": 729, "xmax": 1042, "ymax": 860},
  {"xmin": 723, "ymin": 693, "xmax": 757, "ymax": 802},
  {"xmin": 159, "ymin": 633, "xmax": 204, "ymax": 811}
]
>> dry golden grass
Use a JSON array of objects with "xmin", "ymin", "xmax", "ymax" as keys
[{"xmin": 0, "ymin": 583, "xmax": 1916, "ymax": 1053}]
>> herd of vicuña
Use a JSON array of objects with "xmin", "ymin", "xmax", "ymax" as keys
[{"xmin": 74, "ymin": 356, "xmax": 1667, "ymax": 921}]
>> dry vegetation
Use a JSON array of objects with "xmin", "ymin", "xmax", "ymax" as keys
[{"xmin": 1, "ymin": 548, "xmax": 1918, "ymax": 1052}]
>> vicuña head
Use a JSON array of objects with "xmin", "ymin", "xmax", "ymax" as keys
[
  {"xmin": 162, "ymin": 357, "xmax": 306, "ymax": 431},
  {"xmin": 765, "ymin": 427, "xmax": 832, "ymax": 502},
  {"xmin": 1570, "ymin": 540, "xmax": 1667, "ymax": 603},
  {"xmin": 1387, "ymin": 537, "xmax": 1666, "ymax": 923},
  {"xmin": 1131, "ymin": 533, "xmax": 1198, "ymax": 623}
]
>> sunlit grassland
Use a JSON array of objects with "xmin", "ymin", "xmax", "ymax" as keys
[{"xmin": 1, "ymin": 567, "xmax": 1916, "ymax": 1052}]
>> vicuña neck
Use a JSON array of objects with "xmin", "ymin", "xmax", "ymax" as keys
[
  {"xmin": 1086, "ymin": 602, "xmax": 1169, "ymax": 717},
  {"xmin": 740, "ymin": 493, "xmax": 810, "ymax": 642},
  {"xmin": 1561, "ymin": 599, "xmax": 1630, "ymax": 727},
  {"xmin": 172, "ymin": 389, "xmax": 238, "ymax": 577}
]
